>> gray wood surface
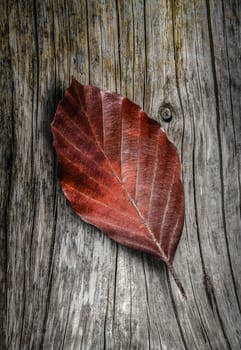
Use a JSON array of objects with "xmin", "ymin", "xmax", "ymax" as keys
[{"xmin": 1, "ymin": 0, "xmax": 240, "ymax": 349}]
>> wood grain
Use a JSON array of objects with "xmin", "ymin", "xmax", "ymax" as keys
[{"xmin": 1, "ymin": 0, "xmax": 240, "ymax": 349}]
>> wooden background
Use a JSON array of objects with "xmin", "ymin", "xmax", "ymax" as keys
[{"xmin": 1, "ymin": 0, "xmax": 240, "ymax": 349}]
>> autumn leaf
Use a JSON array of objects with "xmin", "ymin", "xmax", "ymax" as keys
[{"xmin": 51, "ymin": 78, "xmax": 185, "ymax": 297}]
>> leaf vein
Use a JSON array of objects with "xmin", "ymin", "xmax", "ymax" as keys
[{"xmin": 64, "ymin": 183, "xmax": 144, "ymax": 226}]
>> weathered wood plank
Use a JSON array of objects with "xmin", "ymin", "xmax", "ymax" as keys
[
  {"xmin": 0, "ymin": 1, "xmax": 13, "ymax": 346},
  {"xmin": 1, "ymin": 0, "xmax": 241, "ymax": 349}
]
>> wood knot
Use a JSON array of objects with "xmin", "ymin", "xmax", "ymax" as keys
[{"xmin": 159, "ymin": 104, "xmax": 173, "ymax": 123}]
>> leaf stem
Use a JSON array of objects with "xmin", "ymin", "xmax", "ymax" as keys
[{"xmin": 167, "ymin": 263, "xmax": 187, "ymax": 299}]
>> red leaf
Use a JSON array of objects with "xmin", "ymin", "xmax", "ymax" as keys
[{"xmin": 51, "ymin": 78, "xmax": 185, "ymax": 297}]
